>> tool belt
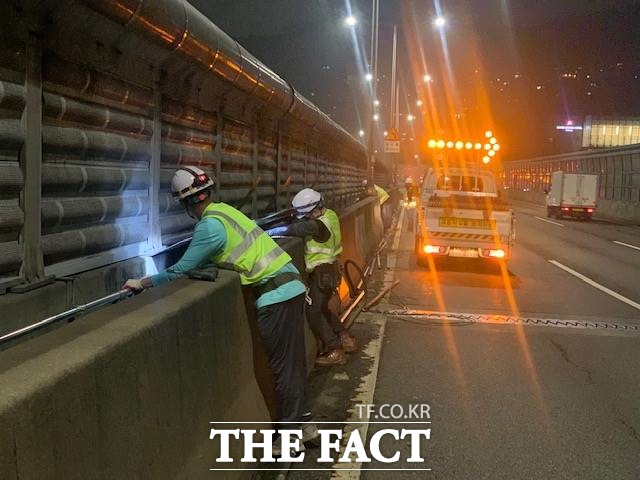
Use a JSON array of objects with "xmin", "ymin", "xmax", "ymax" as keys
[{"xmin": 253, "ymin": 271, "xmax": 302, "ymax": 298}]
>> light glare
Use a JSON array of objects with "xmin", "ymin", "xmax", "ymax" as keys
[
  {"xmin": 344, "ymin": 15, "xmax": 357, "ymax": 27},
  {"xmin": 433, "ymin": 16, "xmax": 446, "ymax": 28}
]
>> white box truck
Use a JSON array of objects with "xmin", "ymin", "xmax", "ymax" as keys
[
  {"xmin": 545, "ymin": 171, "xmax": 598, "ymax": 220},
  {"xmin": 415, "ymin": 167, "xmax": 516, "ymax": 263}
]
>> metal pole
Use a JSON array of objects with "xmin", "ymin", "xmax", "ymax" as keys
[
  {"xmin": 286, "ymin": 138, "xmax": 291, "ymax": 204},
  {"xmin": 367, "ymin": 0, "xmax": 379, "ymax": 185},
  {"xmin": 252, "ymin": 122, "xmax": 259, "ymax": 218},
  {"xmin": 275, "ymin": 122, "xmax": 282, "ymax": 209},
  {"xmin": 373, "ymin": 0, "xmax": 379, "ymax": 78},
  {"xmin": 395, "ymin": 84, "xmax": 400, "ymax": 131},
  {"xmin": 390, "ymin": 25, "xmax": 397, "ymax": 127},
  {"xmin": 19, "ymin": 32, "xmax": 45, "ymax": 284},
  {"xmin": 303, "ymin": 144, "xmax": 308, "ymax": 186},
  {"xmin": 0, "ymin": 289, "xmax": 133, "ymax": 345},
  {"xmin": 148, "ymin": 75, "xmax": 162, "ymax": 251},
  {"xmin": 215, "ymin": 110, "xmax": 223, "ymax": 201}
]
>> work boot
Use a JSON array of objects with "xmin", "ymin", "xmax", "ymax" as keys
[
  {"xmin": 315, "ymin": 348, "xmax": 347, "ymax": 366},
  {"xmin": 339, "ymin": 331, "xmax": 357, "ymax": 353}
]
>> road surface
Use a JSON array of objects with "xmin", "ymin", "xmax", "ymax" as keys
[{"xmin": 287, "ymin": 202, "xmax": 640, "ymax": 480}]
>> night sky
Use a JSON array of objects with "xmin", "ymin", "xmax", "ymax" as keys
[{"xmin": 191, "ymin": 0, "xmax": 640, "ymax": 160}]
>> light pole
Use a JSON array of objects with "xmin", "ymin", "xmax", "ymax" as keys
[{"xmin": 367, "ymin": 0, "xmax": 380, "ymax": 185}]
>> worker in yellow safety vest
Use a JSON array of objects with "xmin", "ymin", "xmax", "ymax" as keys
[
  {"xmin": 122, "ymin": 166, "xmax": 318, "ymax": 454},
  {"xmin": 361, "ymin": 179, "xmax": 389, "ymax": 205},
  {"xmin": 266, "ymin": 188, "xmax": 357, "ymax": 366},
  {"xmin": 374, "ymin": 184, "xmax": 390, "ymax": 205}
]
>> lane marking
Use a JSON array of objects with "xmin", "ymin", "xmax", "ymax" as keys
[
  {"xmin": 613, "ymin": 240, "xmax": 640, "ymax": 252},
  {"xmin": 534, "ymin": 216, "xmax": 564, "ymax": 227},
  {"xmin": 549, "ymin": 260, "xmax": 640, "ymax": 311}
]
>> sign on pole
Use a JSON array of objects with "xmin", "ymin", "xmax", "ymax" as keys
[{"xmin": 384, "ymin": 128, "xmax": 400, "ymax": 153}]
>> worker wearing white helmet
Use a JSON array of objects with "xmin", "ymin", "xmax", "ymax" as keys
[
  {"xmin": 122, "ymin": 166, "xmax": 317, "ymax": 453},
  {"xmin": 266, "ymin": 188, "xmax": 356, "ymax": 366}
]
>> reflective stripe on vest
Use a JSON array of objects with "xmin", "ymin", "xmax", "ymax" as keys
[
  {"xmin": 203, "ymin": 203, "xmax": 292, "ymax": 285},
  {"xmin": 304, "ymin": 208, "xmax": 342, "ymax": 272}
]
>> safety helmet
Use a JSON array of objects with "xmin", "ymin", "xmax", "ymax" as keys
[
  {"xmin": 292, "ymin": 188, "xmax": 322, "ymax": 219},
  {"xmin": 171, "ymin": 166, "xmax": 214, "ymax": 204},
  {"xmin": 405, "ymin": 176, "xmax": 414, "ymax": 184}
]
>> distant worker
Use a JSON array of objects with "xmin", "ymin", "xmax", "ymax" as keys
[
  {"xmin": 266, "ymin": 188, "xmax": 356, "ymax": 366},
  {"xmin": 405, "ymin": 176, "xmax": 416, "ymax": 201},
  {"xmin": 122, "ymin": 166, "xmax": 317, "ymax": 451},
  {"xmin": 375, "ymin": 184, "xmax": 390, "ymax": 205},
  {"xmin": 362, "ymin": 179, "xmax": 389, "ymax": 205}
]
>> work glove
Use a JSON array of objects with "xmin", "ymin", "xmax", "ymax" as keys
[
  {"xmin": 123, "ymin": 278, "xmax": 145, "ymax": 292},
  {"xmin": 266, "ymin": 226, "xmax": 288, "ymax": 237}
]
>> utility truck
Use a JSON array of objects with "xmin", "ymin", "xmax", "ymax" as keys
[
  {"xmin": 415, "ymin": 167, "xmax": 515, "ymax": 263},
  {"xmin": 545, "ymin": 171, "xmax": 598, "ymax": 220}
]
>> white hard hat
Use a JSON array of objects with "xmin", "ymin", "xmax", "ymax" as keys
[
  {"xmin": 405, "ymin": 176, "xmax": 414, "ymax": 184},
  {"xmin": 292, "ymin": 188, "xmax": 322, "ymax": 219},
  {"xmin": 171, "ymin": 166, "xmax": 214, "ymax": 202}
]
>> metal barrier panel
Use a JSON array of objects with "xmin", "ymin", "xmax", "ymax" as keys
[
  {"xmin": 503, "ymin": 146, "xmax": 640, "ymax": 203},
  {"xmin": 0, "ymin": 1, "xmax": 371, "ymax": 291}
]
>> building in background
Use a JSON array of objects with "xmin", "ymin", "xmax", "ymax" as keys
[{"xmin": 582, "ymin": 116, "xmax": 640, "ymax": 148}]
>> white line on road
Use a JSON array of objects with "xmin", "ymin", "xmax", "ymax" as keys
[
  {"xmin": 534, "ymin": 216, "xmax": 564, "ymax": 227},
  {"xmin": 549, "ymin": 260, "xmax": 640, "ymax": 311},
  {"xmin": 613, "ymin": 240, "xmax": 640, "ymax": 252}
]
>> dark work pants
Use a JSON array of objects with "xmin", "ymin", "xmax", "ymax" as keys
[
  {"xmin": 256, "ymin": 293, "xmax": 309, "ymax": 428},
  {"xmin": 307, "ymin": 270, "xmax": 344, "ymax": 351}
]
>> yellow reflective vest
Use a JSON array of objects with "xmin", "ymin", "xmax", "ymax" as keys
[
  {"xmin": 203, "ymin": 203, "xmax": 291, "ymax": 284},
  {"xmin": 374, "ymin": 184, "xmax": 390, "ymax": 205},
  {"xmin": 305, "ymin": 208, "xmax": 343, "ymax": 272}
]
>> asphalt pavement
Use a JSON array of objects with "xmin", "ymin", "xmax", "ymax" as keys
[{"xmin": 289, "ymin": 202, "xmax": 640, "ymax": 480}]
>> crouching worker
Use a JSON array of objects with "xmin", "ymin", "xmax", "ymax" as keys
[
  {"xmin": 122, "ymin": 166, "xmax": 317, "ymax": 454},
  {"xmin": 266, "ymin": 188, "xmax": 356, "ymax": 366}
]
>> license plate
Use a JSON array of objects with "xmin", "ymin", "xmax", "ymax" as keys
[
  {"xmin": 438, "ymin": 217, "xmax": 496, "ymax": 229},
  {"xmin": 573, "ymin": 208, "xmax": 584, "ymax": 212},
  {"xmin": 449, "ymin": 248, "xmax": 479, "ymax": 258}
]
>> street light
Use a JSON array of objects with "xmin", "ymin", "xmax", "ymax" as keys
[
  {"xmin": 358, "ymin": 129, "xmax": 365, "ymax": 138},
  {"xmin": 373, "ymin": 99, "xmax": 380, "ymax": 106},
  {"xmin": 407, "ymin": 114, "xmax": 415, "ymax": 122},
  {"xmin": 416, "ymin": 100, "xmax": 423, "ymax": 107},
  {"xmin": 433, "ymin": 16, "xmax": 446, "ymax": 28},
  {"xmin": 373, "ymin": 113, "xmax": 380, "ymax": 121},
  {"xmin": 365, "ymin": 72, "xmax": 373, "ymax": 82},
  {"xmin": 423, "ymin": 74, "xmax": 433, "ymax": 83},
  {"xmin": 344, "ymin": 15, "xmax": 357, "ymax": 27}
]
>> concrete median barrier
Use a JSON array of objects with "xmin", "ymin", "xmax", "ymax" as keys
[{"xmin": 0, "ymin": 197, "xmax": 385, "ymax": 479}]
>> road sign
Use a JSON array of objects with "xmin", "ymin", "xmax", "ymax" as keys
[{"xmin": 384, "ymin": 128, "xmax": 400, "ymax": 153}]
